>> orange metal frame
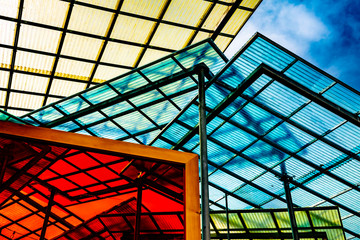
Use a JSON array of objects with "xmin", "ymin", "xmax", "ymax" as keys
[{"xmin": 0, "ymin": 121, "xmax": 200, "ymax": 240}]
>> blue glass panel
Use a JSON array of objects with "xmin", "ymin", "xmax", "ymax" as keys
[
  {"xmin": 151, "ymin": 138, "xmax": 173, "ymax": 149},
  {"xmin": 325, "ymin": 122, "xmax": 360, "ymax": 153},
  {"xmin": 159, "ymin": 76, "xmax": 196, "ymax": 95},
  {"xmin": 177, "ymin": 104, "xmax": 199, "ymax": 127},
  {"xmin": 101, "ymin": 101, "xmax": 133, "ymax": 117},
  {"xmin": 182, "ymin": 135, "xmax": 199, "ymax": 151},
  {"xmin": 162, "ymin": 122, "xmax": 189, "ymax": 144},
  {"xmin": 209, "ymin": 170, "xmax": 244, "ymax": 192},
  {"xmin": 242, "ymin": 74, "xmax": 272, "ymax": 98},
  {"xmin": 209, "ymin": 185, "xmax": 226, "ymax": 203},
  {"xmin": 81, "ymin": 84, "xmax": 118, "ymax": 105},
  {"xmin": 216, "ymin": 195, "xmax": 252, "ymax": 210},
  {"xmin": 109, "ymin": 72, "xmax": 148, "ymax": 94},
  {"xmin": 88, "ymin": 121, "xmax": 127, "ymax": 140},
  {"xmin": 243, "ymin": 140, "xmax": 288, "ymax": 167},
  {"xmin": 297, "ymin": 140, "xmax": 346, "ymax": 166},
  {"xmin": 211, "ymin": 122, "xmax": 257, "ymax": 152},
  {"xmin": 136, "ymin": 129, "xmax": 161, "ymax": 145},
  {"xmin": 291, "ymin": 188, "xmax": 323, "ymax": 206},
  {"xmin": 333, "ymin": 190, "xmax": 360, "ymax": 212},
  {"xmin": 223, "ymin": 156, "xmax": 264, "ymax": 181},
  {"xmin": 265, "ymin": 122, "xmax": 314, "ymax": 153},
  {"xmin": 305, "ymin": 175, "xmax": 348, "ymax": 199},
  {"xmin": 206, "ymin": 83, "xmax": 230, "ymax": 109},
  {"xmin": 56, "ymin": 96, "xmax": 90, "ymax": 115},
  {"xmin": 230, "ymin": 102, "xmax": 281, "ymax": 136},
  {"xmin": 53, "ymin": 121, "xmax": 79, "ymax": 132},
  {"xmin": 141, "ymin": 58, "xmax": 182, "ymax": 82},
  {"xmin": 77, "ymin": 111, "xmax": 105, "ymax": 125},
  {"xmin": 278, "ymin": 158, "xmax": 316, "ymax": 181},
  {"xmin": 129, "ymin": 89, "xmax": 163, "ymax": 107},
  {"xmin": 113, "ymin": 111, "xmax": 154, "ymax": 135},
  {"xmin": 262, "ymin": 198, "xmax": 287, "ymax": 209},
  {"xmin": 254, "ymin": 80, "xmax": 309, "ymax": 117},
  {"xmin": 331, "ymin": 159, "xmax": 360, "ymax": 185},
  {"xmin": 217, "ymin": 62, "xmax": 247, "ymax": 88},
  {"xmin": 141, "ymin": 102, "xmax": 179, "ymax": 126},
  {"xmin": 290, "ymin": 102, "xmax": 345, "ymax": 135},
  {"xmin": 221, "ymin": 96, "xmax": 246, "ymax": 118},
  {"xmin": 284, "ymin": 61, "xmax": 334, "ymax": 93},
  {"xmin": 207, "ymin": 140, "xmax": 235, "ymax": 165},
  {"xmin": 21, "ymin": 116, "xmax": 40, "ymax": 125},
  {"xmin": 30, "ymin": 106, "xmax": 64, "ymax": 124},
  {"xmin": 322, "ymin": 83, "xmax": 360, "ymax": 114},
  {"xmin": 171, "ymin": 90, "xmax": 197, "ymax": 109},
  {"xmin": 342, "ymin": 215, "xmax": 360, "ymax": 234},
  {"xmin": 234, "ymin": 184, "xmax": 273, "ymax": 206},
  {"xmin": 253, "ymin": 172, "xmax": 284, "ymax": 195}
]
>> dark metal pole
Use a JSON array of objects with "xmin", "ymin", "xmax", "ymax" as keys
[
  {"xmin": 134, "ymin": 179, "xmax": 143, "ymax": 240},
  {"xmin": 198, "ymin": 66, "xmax": 210, "ymax": 240},
  {"xmin": 0, "ymin": 145, "xmax": 10, "ymax": 185},
  {"xmin": 225, "ymin": 193, "xmax": 230, "ymax": 240},
  {"xmin": 40, "ymin": 188, "xmax": 56, "ymax": 240},
  {"xmin": 280, "ymin": 163, "xmax": 299, "ymax": 240}
]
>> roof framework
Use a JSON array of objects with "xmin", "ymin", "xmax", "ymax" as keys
[
  {"xmin": 0, "ymin": 0, "xmax": 262, "ymax": 116},
  {"xmin": 14, "ymin": 33, "xmax": 360, "ymax": 239}
]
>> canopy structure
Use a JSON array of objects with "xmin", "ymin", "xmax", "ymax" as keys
[
  {"xmin": 0, "ymin": 0, "xmax": 262, "ymax": 116},
  {"xmin": 13, "ymin": 33, "xmax": 360, "ymax": 239},
  {"xmin": 0, "ymin": 120, "xmax": 199, "ymax": 239}
]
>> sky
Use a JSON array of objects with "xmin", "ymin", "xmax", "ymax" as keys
[{"xmin": 225, "ymin": 0, "xmax": 360, "ymax": 91}]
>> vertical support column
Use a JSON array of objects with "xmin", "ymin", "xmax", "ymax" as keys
[
  {"xmin": 40, "ymin": 188, "xmax": 56, "ymax": 240},
  {"xmin": 225, "ymin": 193, "xmax": 230, "ymax": 240},
  {"xmin": 280, "ymin": 163, "xmax": 299, "ymax": 240},
  {"xmin": 134, "ymin": 179, "xmax": 143, "ymax": 240},
  {"xmin": 198, "ymin": 66, "xmax": 210, "ymax": 240}
]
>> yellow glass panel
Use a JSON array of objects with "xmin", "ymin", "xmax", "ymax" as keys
[
  {"xmin": 6, "ymin": 109, "xmax": 30, "ymax": 117},
  {"xmin": 0, "ymin": 0, "xmax": 19, "ymax": 18},
  {"xmin": 0, "ymin": 48, "xmax": 13, "ymax": 67},
  {"xmin": 0, "ymin": 91, "xmax": 5, "ymax": 105},
  {"xmin": 55, "ymin": 58, "xmax": 94, "ymax": 80},
  {"xmin": 111, "ymin": 15, "xmax": 155, "ymax": 44},
  {"xmin": 202, "ymin": 4, "xmax": 230, "ymax": 31},
  {"xmin": 12, "ymin": 73, "xmax": 49, "ymax": 93},
  {"xmin": 61, "ymin": 33, "xmax": 103, "ymax": 60},
  {"xmin": 8, "ymin": 92, "xmax": 44, "ymax": 109},
  {"xmin": 49, "ymin": 79, "xmax": 86, "ymax": 96},
  {"xmin": 14, "ymin": 51, "xmax": 55, "ymax": 73},
  {"xmin": 101, "ymin": 42, "xmax": 142, "ymax": 66},
  {"xmin": 93, "ymin": 65, "xmax": 130, "ymax": 83},
  {"xmin": 22, "ymin": 0, "xmax": 69, "ymax": 27},
  {"xmin": 138, "ymin": 48, "xmax": 170, "ymax": 66},
  {"xmin": 240, "ymin": 0, "xmax": 261, "ymax": 9},
  {"xmin": 191, "ymin": 31, "xmax": 212, "ymax": 45},
  {"xmin": 77, "ymin": 0, "xmax": 119, "ymax": 9},
  {"xmin": 222, "ymin": 9, "xmax": 251, "ymax": 35},
  {"xmin": 163, "ymin": 0, "xmax": 211, "ymax": 27},
  {"xmin": 45, "ymin": 97, "xmax": 62, "ymax": 105},
  {"xmin": 214, "ymin": 35, "xmax": 233, "ymax": 51},
  {"xmin": 151, "ymin": 24, "xmax": 194, "ymax": 49},
  {"xmin": 68, "ymin": 4, "xmax": 113, "ymax": 36},
  {"xmin": 0, "ymin": 19, "xmax": 16, "ymax": 45},
  {"xmin": 18, "ymin": 24, "xmax": 60, "ymax": 53},
  {"xmin": 0, "ymin": 71, "xmax": 9, "ymax": 88},
  {"xmin": 121, "ymin": 0, "xmax": 166, "ymax": 18}
]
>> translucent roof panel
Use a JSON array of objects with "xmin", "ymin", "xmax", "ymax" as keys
[
  {"xmin": 0, "ymin": 0, "xmax": 261, "ymax": 115},
  {"xmin": 22, "ymin": 39, "xmax": 228, "ymax": 145}
]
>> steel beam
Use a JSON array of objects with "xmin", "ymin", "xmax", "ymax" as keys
[
  {"xmin": 40, "ymin": 188, "xmax": 56, "ymax": 240},
  {"xmin": 134, "ymin": 179, "xmax": 143, "ymax": 240}
]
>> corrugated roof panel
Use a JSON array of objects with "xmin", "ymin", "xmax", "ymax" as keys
[
  {"xmin": 240, "ymin": 0, "xmax": 262, "ymax": 9},
  {"xmin": 150, "ymin": 24, "xmax": 194, "ymax": 50},
  {"xmin": 310, "ymin": 209, "xmax": 342, "ymax": 227},
  {"xmin": 163, "ymin": 0, "xmax": 211, "ymax": 27},
  {"xmin": 281, "ymin": 157, "xmax": 316, "ymax": 181},
  {"xmin": 77, "ymin": 0, "xmax": 118, "ymax": 9},
  {"xmin": 209, "ymin": 169, "xmax": 245, "ymax": 192},
  {"xmin": 242, "ymin": 212, "xmax": 276, "ymax": 229},
  {"xmin": 333, "ymin": 190, "xmax": 360, "ymax": 212},
  {"xmin": 93, "ymin": 65, "xmax": 130, "ymax": 83},
  {"xmin": 68, "ymin": 4, "xmax": 113, "ymax": 36},
  {"xmin": 138, "ymin": 49, "xmax": 170, "ymax": 66},
  {"xmin": 81, "ymin": 84, "xmax": 118, "ymax": 105},
  {"xmin": 18, "ymin": 24, "xmax": 60, "ymax": 53},
  {"xmin": 214, "ymin": 36, "xmax": 233, "ymax": 52},
  {"xmin": 235, "ymin": 184, "xmax": 273, "ymax": 206},
  {"xmin": 331, "ymin": 159, "xmax": 360, "ymax": 186},
  {"xmin": 0, "ymin": 48, "xmax": 12, "ymax": 68},
  {"xmin": 0, "ymin": 71, "xmax": 9, "ymax": 87},
  {"xmin": 223, "ymin": 156, "xmax": 264, "ymax": 181},
  {"xmin": 222, "ymin": 9, "xmax": 251, "ymax": 35},
  {"xmin": 113, "ymin": 111, "xmax": 154, "ymax": 135},
  {"xmin": 0, "ymin": 19, "xmax": 16, "ymax": 45},
  {"xmin": 0, "ymin": 91, "xmax": 6, "ymax": 105},
  {"xmin": 191, "ymin": 31, "xmax": 212, "ymax": 45},
  {"xmin": 49, "ymin": 79, "xmax": 86, "ymax": 97},
  {"xmin": 8, "ymin": 93, "xmax": 44, "ymax": 109},
  {"xmin": 12, "ymin": 73, "xmax": 49, "ymax": 93},
  {"xmin": 111, "ymin": 15, "xmax": 155, "ymax": 44},
  {"xmin": 0, "ymin": 0, "xmax": 19, "ymax": 18},
  {"xmin": 14, "ymin": 51, "xmax": 55, "ymax": 73},
  {"xmin": 30, "ymin": 106, "xmax": 63, "ymax": 124},
  {"xmin": 325, "ymin": 121, "xmax": 360, "ymax": 153},
  {"xmin": 55, "ymin": 58, "xmax": 94, "ymax": 80},
  {"xmin": 306, "ymin": 175, "xmax": 348, "ymax": 199},
  {"xmin": 202, "ymin": 4, "xmax": 229, "ymax": 31},
  {"xmin": 101, "ymin": 42, "xmax": 142, "ymax": 66},
  {"xmin": 322, "ymin": 83, "xmax": 360, "ymax": 114},
  {"xmin": 291, "ymin": 188, "xmax": 323, "ymax": 207},
  {"xmin": 121, "ymin": 0, "xmax": 166, "ymax": 18},
  {"xmin": 22, "ymin": 0, "xmax": 68, "ymax": 27},
  {"xmin": 61, "ymin": 33, "xmax": 103, "ymax": 60}
]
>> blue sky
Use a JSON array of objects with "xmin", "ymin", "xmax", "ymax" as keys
[{"xmin": 226, "ymin": 0, "xmax": 360, "ymax": 91}]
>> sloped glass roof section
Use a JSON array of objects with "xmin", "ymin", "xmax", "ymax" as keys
[
  {"xmin": 210, "ymin": 207, "xmax": 345, "ymax": 240},
  {"xmin": 19, "ymin": 33, "xmax": 360, "ymax": 239},
  {"xmin": 0, "ymin": 0, "xmax": 262, "ymax": 116}
]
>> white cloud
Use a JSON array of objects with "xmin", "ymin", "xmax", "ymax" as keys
[{"xmin": 225, "ymin": 0, "xmax": 329, "ymax": 60}]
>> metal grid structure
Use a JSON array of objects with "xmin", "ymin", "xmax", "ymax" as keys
[
  {"xmin": 17, "ymin": 33, "xmax": 360, "ymax": 239},
  {"xmin": 0, "ymin": 120, "xmax": 199, "ymax": 239},
  {"xmin": 0, "ymin": 0, "xmax": 262, "ymax": 116}
]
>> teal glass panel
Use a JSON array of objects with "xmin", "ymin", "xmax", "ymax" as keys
[
  {"xmin": 0, "ymin": 109, "xmax": 27, "ymax": 124},
  {"xmin": 141, "ymin": 102, "xmax": 179, "ymax": 126},
  {"xmin": 305, "ymin": 175, "xmax": 348, "ymax": 199},
  {"xmin": 234, "ymin": 184, "xmax": 273, "ymax": 206},
  {"xmin": 207, "ymin": 140, "xmax": 235, "ymax": 165},
  {"xmin": 81, "ymin": 84, "xmax": 118, "ymax": 105},
  {"xmin": 322, "ymin": 83, "xmax": 360, "ymax": 114},
  {"xmin": 325, "ymin": 122, "xmax": 360, "ymax": 153},
  {"xmin": 109, "ymin": 72, "xmax": 148, "ymax": 94},
  {"xmin": 55, "ymin": 96, "xmax": 90, "ymax": 115},
  {"xmin": 209, "ymin": 169, "xmax": 244, "ymax": 192},
  {"xmin": 331, "ymin": 159, "xmax": 360, "ymax": 185},
  {"xmin": 101, "ymin": 101, "xmax": 133, "ymax": 117},
  {"xmin": 252, "ymin": 172, "xmax": 284, "ymax": 195},
  {"xmin": 206, "ymin": 83, "xmax": 231, "ymax": 109},
  {"xmin": 159, "ymin": 76, "xmax": 196, "ymax": 95},
  {"xmin": 140, "ymin": 58, "xmax": 182, "ymax": 82},
  {"xmin": 223, "ymin": 156, "xmax": 264, "ymax": 181},
  {"xmin": 53, "ymin": 121, "xmax": 79, "ymax": 132},
  {"xmin": 30, "ymin": 106, "xmax": 64, "ymax": 124},
  {"xmin": 136, "ymin": 129, "xmax": 161, "ymax": 145},
  {"xmin": 113, "ymin": 111, "xmax": 154, "ymax": 135},
  {"xmin": 291, "ymin": 188, "xmax": 324, "ymax": 207},
  {"xmin": 77, "ymin": 111, "xmax": 105, "ymax": 126},
  {"xmin": 88, "ymin": 121, "xmax": 127, "ymax": 140}
]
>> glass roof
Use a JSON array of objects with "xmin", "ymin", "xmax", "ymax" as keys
[
  {"xmin": 210, "ymin": 206, "xmax": 345, "ymax": 240},
  {"xmin": 19, "ymin": 33, "xmax": 360, "ymax": 239},
  {"xmin": 0, "ymin": 0, "xmax": 262, "ymax": 116}
]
